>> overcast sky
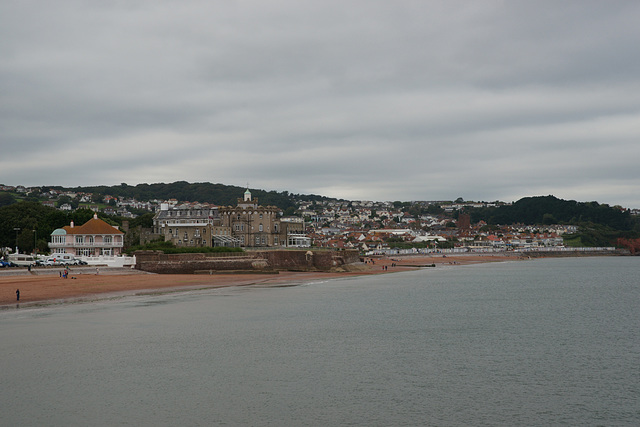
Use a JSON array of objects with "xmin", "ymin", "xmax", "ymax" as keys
[{"xmin": 2, "ymin": 1, "xmax": 639, "ymax": 207}]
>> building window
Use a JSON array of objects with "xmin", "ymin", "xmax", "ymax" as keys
[
  {"xmin": 75, "ymin": 236, "xmax": 84, "ymax": 244},
  {"xmin": 259, "ymin": 224, "xmax": 263, "ymax": 232},
  {"xmin": 184, "ymin": 232, "xmax": 188, "ymax": 240},
  {"xmin": 104, "ymin": 236, "xmax": 112, "ymax": 244}
]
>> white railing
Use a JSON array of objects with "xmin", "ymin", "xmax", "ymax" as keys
[
  {"xmin": 78, "ymin": 255, "xmax": 136, "ymax": 267},
  {"xmin": 49, "ymin": 241, "xmax": 124, "ymax": 248}
]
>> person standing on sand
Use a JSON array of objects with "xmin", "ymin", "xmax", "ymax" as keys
[{"xmin": 16, "ymin": 289, "xmax": 20, "ymax": 301}]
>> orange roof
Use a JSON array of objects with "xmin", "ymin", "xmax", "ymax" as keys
[{"xmin": 63, "ymin": 216, "xmax": 124, "ymax": 235}]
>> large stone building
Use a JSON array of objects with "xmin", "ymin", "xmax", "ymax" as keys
[
  {"xmin": 153, "ymin": 203, "xmax": 236, "ymax": 247},
  {"xmin": 217, "ymin": 189, "xmax": 281, "ymax": 247},
  {"xmin": 152, "ymin": 189, "xmax": 309, "ymax": 248}
]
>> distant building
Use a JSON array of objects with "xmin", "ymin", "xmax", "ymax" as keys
[
  {"xmin": 218, "ymin": 188, "xmax": 281, "ymax": 247},
  {"xmin": 457, "ymin": 213, "xmax": 471, "ymax": 229},
  {"xmin": 152, "ymin": 188, "xmax": 309, "ymax": 248},
  {"xmin": 102, "ymin": 207, "xmax": 117, "ymax": 216},
  {"xmin": 49, "ymin": 214, "xmax": 125, "ymax": 257},
  {"xmin": 280, "ymin": 217, "xmax": 310, "ymax": 247},
  {"xmin": 153, "ymin": 203, "xmax": 236, "ymax": 247}
]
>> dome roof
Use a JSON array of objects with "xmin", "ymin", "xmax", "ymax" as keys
[{"xmin": 51, "ymin": 228, "xmax": 67, "ymax": 235}]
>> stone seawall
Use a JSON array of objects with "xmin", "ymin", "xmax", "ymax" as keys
[
  {"xmin": 134, "ymin": 250, "xmax": 361, "ymax": 274},
  {"xmin": 522, "ymin": 249, "xmax": 628, "ymax": 258}
]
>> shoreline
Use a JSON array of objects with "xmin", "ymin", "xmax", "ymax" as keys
[{"xmin": 0, "ymin": 252, "xmax": 607, "ymax": 308}]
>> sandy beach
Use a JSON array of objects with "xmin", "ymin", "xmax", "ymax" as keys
[{"xmin": 1, "ymin": 253, "xmax": 518, "ymax": 307}]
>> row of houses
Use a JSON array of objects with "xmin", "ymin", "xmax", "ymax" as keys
[{"xmin": 46, "ymin": 189, "xmax": 312, "ymax": 259}]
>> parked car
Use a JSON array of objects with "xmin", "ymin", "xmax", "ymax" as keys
[
  {"xmin": 44, "ymin": 254, "xmax": 78, "ymax": 266},
  {"xmin": 7, "ymin": 253, "xmax": 36, "ymax": 267}
]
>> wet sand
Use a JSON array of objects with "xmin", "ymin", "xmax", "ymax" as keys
[{"xmin": 1, "ymin": 253, "xmax": 518, "ymax": 307}]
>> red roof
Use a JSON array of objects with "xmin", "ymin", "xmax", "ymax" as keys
[{"xmin": 63, "ymin": 216, "xmax": 123, "ymax": 235}]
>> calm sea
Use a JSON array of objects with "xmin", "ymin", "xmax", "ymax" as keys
[{"xmin": 1, "ymin": 257, "xmax": 639, "ymax": 426}]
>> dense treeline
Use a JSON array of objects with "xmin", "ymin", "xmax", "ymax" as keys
[
  {"xmin": 469, "ymin": 196, "xmax": 636, "ymax": 231},
  {"xmin": 0, "ymin": 202, "xmax": 94, "ymax": 253},
  {"xmin": 62, "ymin": 181, "xmax": 310, "ymax": 211},
  {"xmin": 0, "ymin": 202, "xmax": 147, "ymax": 254},
  {"xmin": 468, "ymin": 195, "xmax": 640, "ymax": 247}
]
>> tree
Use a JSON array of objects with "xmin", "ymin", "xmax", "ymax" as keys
[
  {"xmin": 542, "ymin": 213, "xmax": 557, "ymax": 225},
  {"xmin": 426, "ymin": 204, "xmax": 444, "ymax": 215},
  {"xmin": 0, "ymin": 192, "xmax": 16, "ymax": 207},
  {"xmin": 56, "ymin": 195, "xmax": 72, "ymax": 208}
]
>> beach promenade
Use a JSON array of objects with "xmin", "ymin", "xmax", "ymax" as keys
[{"xmin": 0, "ymin": 253, "xmax": 519, "ymax": 307}]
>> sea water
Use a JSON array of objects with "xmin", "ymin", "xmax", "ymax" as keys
[{"xmin": 1, "ymin": 257, "xmax": 638, "ymax": 426}]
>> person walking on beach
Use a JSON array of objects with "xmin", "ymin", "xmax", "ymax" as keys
[{"xmin": 16, "ymin": 289, "xmax": 20, "ymax": 301}]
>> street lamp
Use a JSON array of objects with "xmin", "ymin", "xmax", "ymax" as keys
[{"xmin": 14, "ymin": 227, "xmax": 20, "ymax": 254}]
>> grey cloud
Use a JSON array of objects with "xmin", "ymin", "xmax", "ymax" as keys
[{"xmin": 1, "ymin": 1, "xmax": 640, "ymax": 208}]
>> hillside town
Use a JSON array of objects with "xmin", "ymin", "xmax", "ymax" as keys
[{"xmin": 3, "ymin": 184, "xmax": 630, "ymax": 258}]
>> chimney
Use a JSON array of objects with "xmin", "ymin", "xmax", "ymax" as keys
[{"xmin": 70, "ymin": 221, "xmax": 74, "ymax": 228}]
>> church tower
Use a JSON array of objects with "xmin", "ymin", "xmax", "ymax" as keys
[{"xmin": 237, "ymin": 186, "xmax": 258, "ymax": 209}]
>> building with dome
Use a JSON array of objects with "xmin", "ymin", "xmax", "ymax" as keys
[{"xmin": 49, "ymin": 214, "xmax": 125, "ymax": 257}]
